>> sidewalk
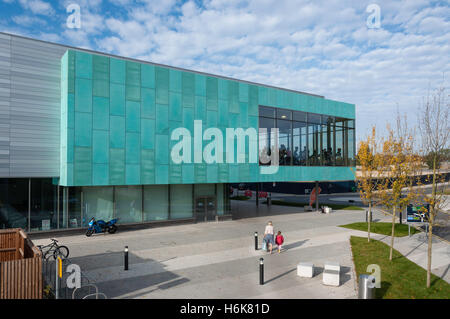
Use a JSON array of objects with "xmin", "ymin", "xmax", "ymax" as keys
[{"xmin": 33, "ymin": 208, "xmax": 449, "ymax": 298}]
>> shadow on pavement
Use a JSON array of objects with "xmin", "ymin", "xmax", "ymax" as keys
[
  {"xmin": 313, "ymin": 265, "xmax": 353, "ymax": 285},
  {"xmin": 265, "ymin": 268, "xmax": 297, "ymax": 284},
  {"xmin": 283, "ymin": 239, "xmax": 309, "ymax": 250},
  {"xmin": 68, "ymin": 251, "xmax": 190, "ymax": 299}
]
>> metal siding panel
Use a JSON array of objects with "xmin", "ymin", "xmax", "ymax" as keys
[
  {"xmin": 5, "ymin": 35, "xmax": 64, "ymax": 177},
  {"xmin": 0, "ymin": 35, "xmax": 10, "ymax": 177}
]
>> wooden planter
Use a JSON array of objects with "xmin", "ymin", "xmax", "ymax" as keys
[{"xmin": 0, "ymin": 228, "xmax": 42, "ymax": 299}]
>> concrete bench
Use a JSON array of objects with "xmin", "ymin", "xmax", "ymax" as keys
[
  {"xmin": 297, "ymin": 262, "xmax": 314, "ymax": 278},
  {"xmin": 324, "ymin": 262, "xmax": 340, "ymax": 272},
  {"xmin": 323, "ymin": 262, "xmax": 340, "ymax": 286},
  {"xmin": 304, "ymin": 206, "xmax": 313, "ymax": 212},
  {"xmin": 323, "ymin": 269, "xmax": 340, "ymax": 286}
]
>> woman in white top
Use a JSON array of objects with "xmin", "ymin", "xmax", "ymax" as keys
[{"xmin": 264, "ymin": 221, "xmax": 275, "ymax": 254}]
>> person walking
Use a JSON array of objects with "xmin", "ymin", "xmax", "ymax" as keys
[
  {"xmin": 275, "ymin": 231, "xmax": 284, "ymax": 253},
  {"xmin": 264, "ymin": 221, "xmax": 275, "ymax": 254}
]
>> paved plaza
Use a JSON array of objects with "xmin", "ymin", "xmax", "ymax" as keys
[{"xmin": 33, "ymin": 204, "xmax": 450, "ymax": 299}]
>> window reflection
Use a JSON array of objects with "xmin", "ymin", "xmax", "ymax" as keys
[
  {"xmin": 0, "ymin": 179, "xmax": 28, "ymax": 230},
  {"xmin": 277, "ymin": 119, "xmax": 292, "ymax": 166},
  {"xmin": 258, "ymin": 106, "xmax": 355, "ymax": 167}
]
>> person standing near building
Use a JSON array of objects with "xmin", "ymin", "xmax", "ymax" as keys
[{"xmin": 264, "ymin": 221, "xmax": 275, "ymax": 254}]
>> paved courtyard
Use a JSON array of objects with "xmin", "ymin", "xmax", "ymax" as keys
[{"xmin": 33, "ymin": 204, "xmax": 449, "ymax": 299}]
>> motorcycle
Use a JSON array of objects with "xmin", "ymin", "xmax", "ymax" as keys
[{"xmin": 86, "ymin": 217, "xmax": 118, "ymax": 237}]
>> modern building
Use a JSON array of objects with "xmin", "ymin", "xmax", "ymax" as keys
[{"xmin": 0, "ymin": 32, "xmax": 355, "ymax": 233}]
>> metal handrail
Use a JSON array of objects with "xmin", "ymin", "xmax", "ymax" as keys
[
  {"xmin": 72, "ymin": 283, "xmax": 99, "ymax": 299},
  {"xmin": 82, "ymin": 292, "xmax": 107, "ymax": 299}
]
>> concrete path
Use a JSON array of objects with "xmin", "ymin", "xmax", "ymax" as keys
[{"xmin": 33, "ymin": 207, "xmax": 449, "ymax": 299}]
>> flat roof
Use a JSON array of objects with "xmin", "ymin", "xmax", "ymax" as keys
[{"xmin": 1, "ymin": 31, "xmax": 324, "ymax": 99}]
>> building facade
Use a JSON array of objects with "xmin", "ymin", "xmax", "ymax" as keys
[{"xmin": 0, "ymin": 32, "xmax": 355, "ymax": 232}]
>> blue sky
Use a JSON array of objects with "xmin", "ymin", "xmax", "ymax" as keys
[{"xmin": 1, "ymin": 0, "xmax": 449, "ymax": 144}]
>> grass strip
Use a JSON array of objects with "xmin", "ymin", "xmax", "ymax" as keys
[
  {"xmin": 350, "ymin": 236, "xmax": 450, "ymax": 298},
  {"xmin": 340, "ymin": 222, "xmax": 420, "ymax": 237},
  {"xmin": 264, "ymin": 200, "xmax": 363, "ymax": 210}
]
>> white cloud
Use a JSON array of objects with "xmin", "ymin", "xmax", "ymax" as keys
[
  {"xmin": 3, "ymin": 0, "xmax": 448, "ymax": 143},
  {"xmin": 18, "ymin": 0, "xmax": 55, "ymax": 16}
]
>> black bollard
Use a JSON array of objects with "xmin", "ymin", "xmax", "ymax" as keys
[
  {"xmin": 254, "ymin": 232, "xmax": 258, "ymax": 250},
  {"xmin": 259, "ymin": 258, "xmax": 264, "ymax": 285},
  {"xmin": 124, "ymin": 246, "xmax": 129, "ymax": 271}
]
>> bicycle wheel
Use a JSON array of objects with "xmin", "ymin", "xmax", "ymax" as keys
[
  {"xmin": 43, "ymin": 249, "xmax": 53, "ymax": 260},
  {"xmin": 53, "ymin": 245, "xmax": 69, "ymax": 259}
]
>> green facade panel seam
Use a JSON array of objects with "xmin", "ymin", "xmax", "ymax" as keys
[{"xmin": 60, "ymin": 49, "xmax": 356, "ymax": 187}]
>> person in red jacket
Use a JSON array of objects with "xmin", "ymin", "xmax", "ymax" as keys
[{"xmin": 275, "ymin": 231, "xmax": 284, "ymax": 253}]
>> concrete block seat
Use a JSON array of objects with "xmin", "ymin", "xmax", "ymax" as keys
[
  {"xmin": 297, "ymin": 262, "xmax": 314, "ymax": 278},
  {"xmin": 323, "ymin": 262, "xmax": 340, "ymax": 287}
]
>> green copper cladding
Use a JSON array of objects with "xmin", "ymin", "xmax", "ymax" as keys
[{"xmin": 60, "ymin": 49, "xmax": 356, "ymax": 187}]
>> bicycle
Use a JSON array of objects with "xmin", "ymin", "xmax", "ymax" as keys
[{"xmin": 37, "ymin": 238, "xmax": 70, "ymax": 260}]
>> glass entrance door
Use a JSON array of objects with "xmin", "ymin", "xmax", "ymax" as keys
[{"xmin": 195, "ymin": 197, "xmax": 216, "ymax": 222}]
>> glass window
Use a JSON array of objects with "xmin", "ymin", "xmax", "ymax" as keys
[
  {"xmin": 276, "ymin": 109, "xmax": 292, "ymax": 120},
  {"xmin": 308, "ymin": 113, "xmax": 322, "ymax": 124},
  {"xmin": 258, "ymin": 106, "xmax": 354, "ymax": 167},
  {"xmin": 115, "ymin": 186, "xmax": 142, "ymax": 224},
  {"xmin": 82, "ymin": 187, "xmax": 113, "ymax": 226},
  {"xmin": 30, "ymin": 179, "xmax": 58, "ymax": 231},
  {"xmin": 293, "ymin": 111, "xmax": 307, "ymax": 122},
  {"xmin": 259, "ymin": 117, "xmax": 275, "ymax": 165},
  {"xmin": 277, "ymin": 119, "xmax": 292, "ymax": 166},
  {"xmin": 194, "ymin": 184, "xmax": 215, "ymax": 197},
  {"xmin": 335, "ymin": 124, "xmax": 345, "ymax": 166},
  {"xmin": 0, "ymin": 179, "xmax": 28, "ymax": 230},
  {"xmin": 293, "ymin": 121, "xmax": 307, "ymax": 166},
  {"xmin": 308, "ymin": 122, "xmax": 320, "ymax": 166},
  {"xmin": 259, "ymin": 106, "xmax": 275, "ymax": 118},
  {"xmin": 143, "ymin": 185, "xmax": 169, "ymax": 221},
  {"xmin": 68, "ymin": 187, "xmax": 82, "ymax": 228},
  {"xmin": 321, "ymin": 116, "xmax": 334, "ymax": 166},
  {"xmin": 216, "ymin": 184, "xmax": 225, "ymax": 216},
  {"xmin": 170, "ymin": 184, "xmax": 193, "ymax": 219},
  {"xmin": 348, "ymin": 126, "xmax": 355, "ymax": 166}
]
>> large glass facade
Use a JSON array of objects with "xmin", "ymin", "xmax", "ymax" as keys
[
  {"xmin": 0, "ymin": 179, "xmax": 230, "ymax": 232},
  {"xmin": 0, "ymin": 179, "xmax": 29, "ymax": 230},
  {"xmin": 30, "ymin": 179, "xmax": 58, "ymax": 231},
  {"xmin": 143, "ymin": 185, "xmax": 169, "ymax": 221},
  {"xmin": 67, "ymin": 187, "xmax": 81, "ymax": 228},
  {"xmin": 170, "ymin": 184, "xmax": 193, "ymax": 219},
  {"xmin": 82, "ymin": 187, "xmax": 114, "ymax": 226},
  {"xmin": 115, "ymin": 186, "xmax": 143, "ymax": 224},
  {"xmin": 259, "ymin": 106, "xmax": 355, "ymax": 167}
]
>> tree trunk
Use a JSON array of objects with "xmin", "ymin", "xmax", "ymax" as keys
[
  {"xmin": 427, "ymin": 154, "xmax": 437, "ymax": 288},
  {"xmin": 389, "ymin": 206, "xmax": 396, "ymax": 261},
  {"xmin": 427, "ymin": 221, "xmax": 433, "ymax": 288},
  {"xmin": 368, "ymin": 202, "xmax": 372, "ymax": 242}
]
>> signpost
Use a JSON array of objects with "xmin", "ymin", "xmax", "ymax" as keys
[
  {"xmin": 406, "ymin": 204, "xmax": 430, "ymax": 237},
  {"xmin": 55, "ymin": 256, "xmax": 62, "ymax": 299}
]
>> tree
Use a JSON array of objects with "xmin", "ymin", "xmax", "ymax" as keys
[
  {"xmin": 356, "ymin": 126, "xmax": 383, "ymax": 242},
  {"xmin": 423, "ymin": 149, "xmax": 449, "ymax": 170},
  {"xmin": 418, "ymin": 85, "xmax": 449, "ymax": 288},
  {"xmin": 377, "ymin": 120, "xmax": 422, "ymax": 261}
]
